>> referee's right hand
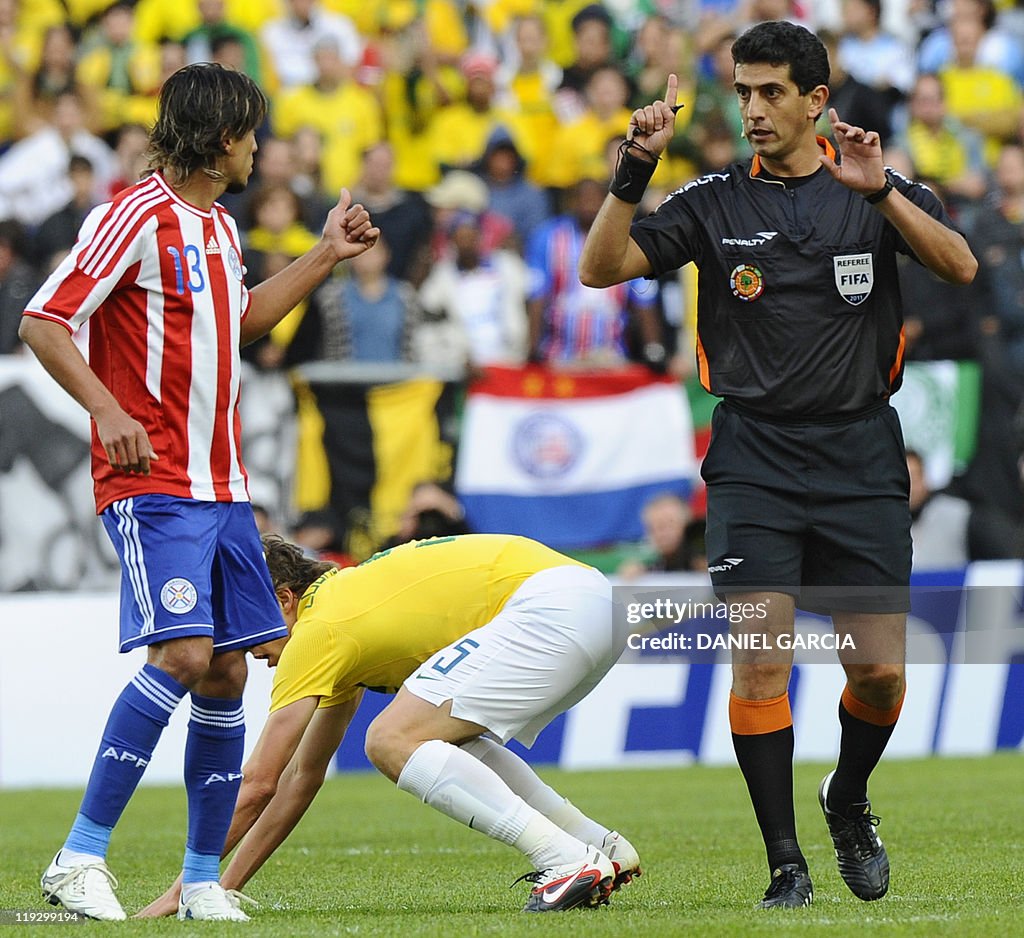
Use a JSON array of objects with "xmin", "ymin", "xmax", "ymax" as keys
[{"xmin": 626, "ymin": 74, "xmax": 679, "ymax": 161}]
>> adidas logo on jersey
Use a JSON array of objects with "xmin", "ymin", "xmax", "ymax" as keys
[{"xmin": 205, "ymin": 236, "xmax": 221, "ymax": 255}]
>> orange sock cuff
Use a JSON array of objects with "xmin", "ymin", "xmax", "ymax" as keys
[
  {"xmin": 729, "ymin": 691, "xmax": 792, "ymax": 736},
  {"xmin": 841, "ymin": 685, "xmax": 904, "ymax": 727}
]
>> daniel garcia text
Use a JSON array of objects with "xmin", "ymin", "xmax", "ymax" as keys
[{"xmin": 627, "ymin": 632, "xmax": 857, "ymax": 652}]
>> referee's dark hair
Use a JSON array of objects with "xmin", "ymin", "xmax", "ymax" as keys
[{"xmin": 731, "ymin": 21, "xmax": 830, "ymax": 96}]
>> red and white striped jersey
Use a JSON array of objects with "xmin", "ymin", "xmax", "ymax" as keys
[{"xmin": 24, "ymin": 172, "xmax": 254, "ymax": 513}]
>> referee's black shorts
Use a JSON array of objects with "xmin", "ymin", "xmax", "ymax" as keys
[{"xmin": 701, "ymin": 401, "xmax": 911, "ymax": 615}]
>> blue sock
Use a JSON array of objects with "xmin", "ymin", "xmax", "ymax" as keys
[
  {"xmin": 62, "ymin": 814, "xmax": 113, "ymax": 859},
  {"xmin": 182, "ymin": 694, "xmax": 245, "ymax": 883},
  {"xmin": 182, "ymin": 848, "xmax": 221, "ymax": 884},
  {"xmin": 67, "ymin": 664, "xmax": 186, "ymax": 857}
]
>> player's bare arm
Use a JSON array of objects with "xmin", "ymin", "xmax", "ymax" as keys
[
  {"xmin": 135, "ymin": 695, "xmax": 323, "ymax": 918},
  {"xmin": 222, "ymin": 692, "xmax": 364, "ymax": 893},
  {"xmin": 578, "ymin": 76, "xmax": 680, "ymax": 288},
  {"xmin": 241, "ymin": 188, "xmax": 381, "ymax": 345},
  {"xmin": 227, "ymin": 698, "xmax": 320, "ymax": 843},
  {"xmin": 821, "ymin": 108, "xmax": 977, "ymax": 285},
  {"xmin": 17, "ymin": 316, "xmax": 158, "ymax": 474}
]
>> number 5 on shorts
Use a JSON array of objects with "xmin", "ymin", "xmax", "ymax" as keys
[{"xmin": 431, "ymin": 638, "xmax": 480, "ymax": 675}]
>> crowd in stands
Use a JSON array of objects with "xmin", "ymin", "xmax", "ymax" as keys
[{"xmin": 0, "ymin": 0, "xmax": 1022, "ymax": 567}]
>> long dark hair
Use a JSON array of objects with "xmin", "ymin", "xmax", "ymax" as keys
[
  {"xmin": 261, "ymin": 534, "xmax": 336, "ymax": 597},
  {"xmin": 148, "ymin": 63, "xmax": 266, "ymax": 185}
]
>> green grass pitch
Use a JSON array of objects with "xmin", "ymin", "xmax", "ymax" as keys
[{"xmin": 1, "ymin": 754, "xmax": 1020, "ymax": 937}]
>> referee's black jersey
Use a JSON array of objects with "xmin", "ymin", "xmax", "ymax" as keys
[{"xmin": 630, "ymin": 138, "xmax": 956, "ymax": 419}]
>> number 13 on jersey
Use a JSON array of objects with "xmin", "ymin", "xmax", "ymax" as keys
[{"xmin": 166, "ymin": 244, "xmax": 206, "ymax": 294}]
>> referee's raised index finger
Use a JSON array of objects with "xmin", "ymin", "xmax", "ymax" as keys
[{"xmin": 664, "ymin": 73, "xmax": 678, "ymax": 109}]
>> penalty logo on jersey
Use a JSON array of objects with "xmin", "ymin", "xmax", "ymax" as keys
[
  {"xmin": 834, "ymin": 252, "xmax": 874, "ymax": 305},
  {"xmin": 160, "ymin": 577, "xmax": 198, "ymax": 614},
  {"xmin": 729, "ymin": 263, "xmax": 764, "ymax": 302}
]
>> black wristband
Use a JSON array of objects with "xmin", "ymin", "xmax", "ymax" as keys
[
  {"xmin": 610, "ymin": 143, "xmax": 658, "ymax": 204},
  {"xmin": 864, "ymin": 175, "xmax": 894, "ymax": 204}
]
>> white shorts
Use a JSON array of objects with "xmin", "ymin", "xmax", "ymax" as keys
[{"xmin": 404, "ymin": 564, "xmax": 619, "ymax": 747}]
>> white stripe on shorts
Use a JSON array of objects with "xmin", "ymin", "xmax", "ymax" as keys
[{"xmin": 112, "ymin": 498, "xmax": 156, "ymax": 634}]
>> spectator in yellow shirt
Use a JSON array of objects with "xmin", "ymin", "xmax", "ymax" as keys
[
  {"xmin": 896, "ymin": 73, "xmax": 987, "ymax": 201},
  {"xmin": 940, "ymin": 14, "xmax": 1022, "ymax": 164},
  {"xmin": 273, "ymin": 37, "xmax": 384, "ymax": 194},
  {"xmin": 542, "ymin": 65, "xmax": 632, "ymax": 189},
  {"xmin": 495, "ymin": 14, "xmax": 561, "ymax": 179},
  {"xmin": 428, "ymin": 52, "xmax": 521, "ymax": 173},
  {"xmin": 76, "ymin": 2, "xmax": 163, "ymax": 134}
]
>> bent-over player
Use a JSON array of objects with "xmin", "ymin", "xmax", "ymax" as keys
[{"xmin": 140, "ymin": 533, "xmax": 639, "ymax": 915}]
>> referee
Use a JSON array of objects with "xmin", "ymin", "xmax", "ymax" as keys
[{"xmin": 580, "ymin": 21, "xmax": 976, "ymax": 909}]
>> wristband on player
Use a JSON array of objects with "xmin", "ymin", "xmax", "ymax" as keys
[
  {"xmin": 609, "ymin": 139, "xmax": 659, "ymax": 204},
  {"xmin": 864, "ymin": 174, "xmax": 894, "ymax": 205}
]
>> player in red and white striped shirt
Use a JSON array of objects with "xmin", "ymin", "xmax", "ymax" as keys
[
  {"xmin": 29, "ymin": 170, "xmax": 255, "ymax": 510},
  {"xmin": 20, "ymin": 63, "xmax": 379, "ymax": 922}
]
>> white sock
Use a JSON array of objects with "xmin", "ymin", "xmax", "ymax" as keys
[
  {"xmin": 462, "ymin": 735, "xmax": 612, "ymax": 846},
  {"xmin": 56, "ymin": 848, "xmax": 104, "ymax": 868},
  {"xmin": 180, "ymin": 882, "xmax": 218, "ymax": 904},
  {"xmin": 397, "ymin": 740, "xmax": 588, "ymax": 869},
  {"xmin": 547, "ymin": 800, "xmax": 613, "ymax": 848},
  {"xmin": 514, "ymin": 813, "xmax": 590, "ymax": 871}
]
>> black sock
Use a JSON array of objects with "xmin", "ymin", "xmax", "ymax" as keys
[
  {"xmin": 732, "ymin": 727, "xmax": 806, "ymax": 872},
  {"xmin": 828, "ymin": 697, "xmax": 899, "ymax": 813}
]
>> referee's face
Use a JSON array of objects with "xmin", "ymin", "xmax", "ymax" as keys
[{"xmin": 734, "ymin": 62, "xmax": 821, "ymax": 166}]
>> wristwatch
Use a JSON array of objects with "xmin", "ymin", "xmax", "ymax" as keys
[{"xmin": 864, "ymin": 174, "xmax": 894, "ymax": 205}]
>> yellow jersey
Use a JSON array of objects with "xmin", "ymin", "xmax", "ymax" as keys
[{"xmin": 269, "ymin": 535, "xmax": 588, "ymax": 712}]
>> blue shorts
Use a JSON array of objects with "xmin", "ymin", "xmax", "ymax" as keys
[{"xmin": 102, "ymin": 494, "xmax": 288, "ymax": 653}]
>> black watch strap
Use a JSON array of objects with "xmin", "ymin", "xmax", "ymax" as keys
[{"xmin": 864, "ymin": 175, "xmax": 894, "ymax": 205}]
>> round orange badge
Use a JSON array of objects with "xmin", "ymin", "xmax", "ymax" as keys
[{"xmin": 729, "ymin": 263, "xmax": 764, "ymax": 301}]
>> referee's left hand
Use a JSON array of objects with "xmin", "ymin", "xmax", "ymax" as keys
[{"xmin": 819, "ymin": 108, "xmax": 887, "ymax": 196}]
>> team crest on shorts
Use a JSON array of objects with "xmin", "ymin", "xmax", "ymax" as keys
[
  {"xmin": 834, "ymin": 252, "xmax": 874, "ymax": 305},
  {"xmin": 160, "ymin": 578, "xmax": 198, "ymax": 614},
  {"xmin": 226, "ymin": 246, "xmax": 243, "ymax": 281},
  {"xmin": 729, "ymin": 263, "xmax": 764, "ymax": 301}
]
